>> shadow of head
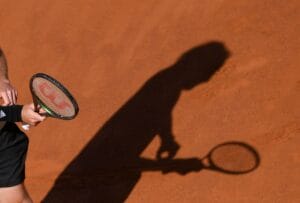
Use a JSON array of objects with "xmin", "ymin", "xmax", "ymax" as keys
[{"xmin": 171, "ymin": 41, "xmax": 230, "ymax": 90}]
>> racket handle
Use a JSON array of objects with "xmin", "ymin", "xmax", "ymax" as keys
[{"xmin": 22, "ymin": 123, "xmax": 30, "ymax": 131}]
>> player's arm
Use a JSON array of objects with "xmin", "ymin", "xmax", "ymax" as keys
[
  {"xmin": 156, "ymin": 114, "xmax": 180, "ymax": 160},
  {"xmin": 0, "ymin": 48, "xmax": 18, "ymax": 105},
  {"xmin": 0, "ymin": 104, "xmax": 45, "ymax": 125}
]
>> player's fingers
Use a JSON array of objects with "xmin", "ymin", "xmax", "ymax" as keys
[
  {"xmin": 28, "ymin": 117, "xmax": 45, "ymax": 126},
  {"xmin": 11, "ymin": 89, "xmax": 17, "ymax": 104},
  {"xmin": 36, "ymin": 105, "xmax": 46, "ymax": 115},
  {"xmin": 6, "ymin": 90, "xmax": 13, "ymax": 105},
  {"xmin": 1, "ymin": 92, "xmax": 10, "ymax": 106},
  {"xmin": 32, "ymin": 113, "xmax": 46, "ymax": 122},
  {"xmin": 31, "ymin": 103, "xmax": 39, "ymax": 111},
  {"xmin": 35, "ymin": 104, "xmax": 40, "ymax": 112},
  {"xmin": 9, "ymin": 90, "xmax": 16, "ymax": 104},
  {"xmin": 30, "ymin": 122, "xmax": 39, "ymax": 127},
  {"xmin": 38, "ymin": 108, "xmax": 47, "ymax": 114},
  {"xmin": 30, "ymin": 120, "xmax": 41, "ymax": 126},
  {"xmin": 40, "ymin": 116, "xmax": 46, "ymax": 121}
]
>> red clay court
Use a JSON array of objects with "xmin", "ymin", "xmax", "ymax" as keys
[{"xmin": 0, "ymin": 0, "xmax": 299, "ymax": 202}]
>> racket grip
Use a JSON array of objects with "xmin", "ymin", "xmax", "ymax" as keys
[{"xmin": 22, "ymin": 123, "xmax": 30, "ymax": 131}]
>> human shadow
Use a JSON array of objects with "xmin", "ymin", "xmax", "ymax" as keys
[{"xmin": 42, "ymin": 41, "xmax": 230, "ymax": 202}]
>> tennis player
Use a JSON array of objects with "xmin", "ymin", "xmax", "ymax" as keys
[{"xmin": 0, "ymin": 48, "xmax": 46, "ymax": 203}]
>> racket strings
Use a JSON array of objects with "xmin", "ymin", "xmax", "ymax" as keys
[{"xmin": 31, "ymin": 76, "xmax": 78, "ymax": 119}]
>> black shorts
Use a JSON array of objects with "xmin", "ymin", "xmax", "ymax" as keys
[{"xmin": 0, "ymin": 122, "xmax": 29, "ymax": 187}]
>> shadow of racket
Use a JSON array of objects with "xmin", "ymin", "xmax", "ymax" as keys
[{"xmin": 158, "ymin": 141, "xmax": 260, "ymax": 175}]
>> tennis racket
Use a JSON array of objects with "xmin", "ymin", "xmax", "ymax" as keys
[{"xmin": 22, "ymin": 73, "xmax": 79, "ymax": 130}]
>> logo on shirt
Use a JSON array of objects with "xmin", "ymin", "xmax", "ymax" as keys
[{"xmin": 0, "ymin": 110, "xmax": 6, "ymax": 119}]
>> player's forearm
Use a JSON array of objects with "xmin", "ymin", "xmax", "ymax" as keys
[
  {"xmin": 0, "ymin": 105, "xmax": 23, "ymax": 122},
  {"xmin": 0, "ymin": 48, "xmax": 9, "ymax": 80}
]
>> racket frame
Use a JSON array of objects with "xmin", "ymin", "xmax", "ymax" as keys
[{"xmin": 30, "ymin": 73, "xmax": 79, "ymax": 120}]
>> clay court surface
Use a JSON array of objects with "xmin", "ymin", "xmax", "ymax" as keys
[{"xmin": 0, "ymin": 0, "xmax": 299, "ymax": 202}]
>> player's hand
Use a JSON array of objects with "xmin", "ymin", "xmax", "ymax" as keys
[
  {"xmin": 0, "ymin": 79, "xmax": 17, "ymax": 106},
  {"xmin": 21, "ymin": 103, "xmax": 46, "ymax": 126},
  {"xmin": 156, "ymin": 139, "xmax": 180, "ymax": 160}
]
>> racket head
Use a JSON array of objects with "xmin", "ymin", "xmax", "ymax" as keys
[
  {"xmin": 30, "ymin": 73, "xmax": 79, "ymax": 120},
  {"xmin": 203, "ymin": 141, "xmax": 260, "ymax": 174}
]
